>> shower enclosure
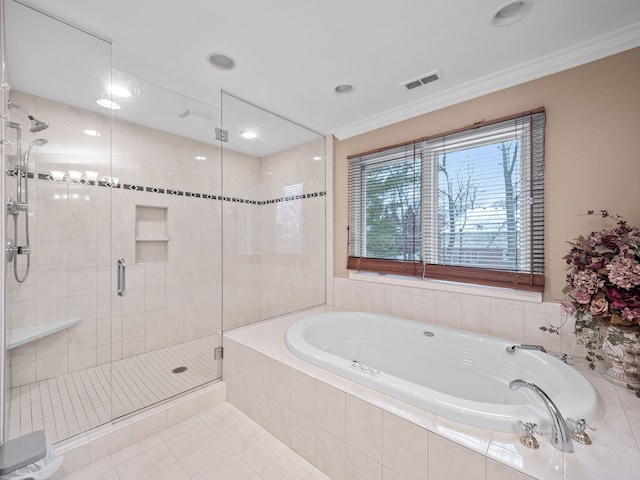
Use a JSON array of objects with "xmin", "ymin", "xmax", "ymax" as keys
[
  {"xmin": 1, "ymin": 0, "xmax": 325, "ymax": 446},
  {"xmin": 220, "ymin": 92, "xmax": 327, "ymax": 330}
]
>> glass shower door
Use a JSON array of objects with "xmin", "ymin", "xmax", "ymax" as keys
[
  {"xmin": 220, "ymin": 91, "xmax": 326, "ymax": 332},
  {"xmin": 4, "ymin": 1, "xmax": 114, "ymax": 443},
  {"xmin": 3, "ymin": 1, "xmax": 223, "ymax": 443},
  {"xmin": 109, "ymin": 75, "xmax": 223, "ymax": 420}
]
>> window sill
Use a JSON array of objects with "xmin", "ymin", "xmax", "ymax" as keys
[{"xmin": 348, "ymin": 270, "xmax": 542, "ymax": 303}]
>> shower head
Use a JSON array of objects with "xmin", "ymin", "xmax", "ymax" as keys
[
  {"xmin": 29, "ymin": 118, "xmax": 49, "ymax": 133},
  {"xmin": 8, "ymin": 101, "xmax": 49, "ymax": 132}
]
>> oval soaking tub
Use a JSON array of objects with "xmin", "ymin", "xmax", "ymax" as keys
[{"xmin": 286, "ymin": 311, "xmax": 597, "ymax": 433}]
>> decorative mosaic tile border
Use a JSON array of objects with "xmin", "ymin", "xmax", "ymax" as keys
[{"xmin": 15, "ymin": 170, "xmax": 326, "ymax": 205}]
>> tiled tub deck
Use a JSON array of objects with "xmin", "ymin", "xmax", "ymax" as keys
[{"xmin": 223, "ymin": 306, "xmax": 640, "ymax": 480}]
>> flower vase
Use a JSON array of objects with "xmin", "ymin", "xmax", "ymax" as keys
[{"xmin": 600, "ymin": 324, "xmax": 640, "ymax": 388}]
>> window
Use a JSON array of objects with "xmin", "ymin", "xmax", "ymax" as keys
[{"xmin": 348, "ymin": 109, "xmax": 545, "ymax": 292}]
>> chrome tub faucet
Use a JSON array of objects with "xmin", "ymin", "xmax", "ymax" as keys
[
  {"xmin": 506, "ymin": 344, "xmax": 547, "ymax": 353},
  {"xmin": 509, "ymin": 379, "xmax": 574, "ymax": 453}
]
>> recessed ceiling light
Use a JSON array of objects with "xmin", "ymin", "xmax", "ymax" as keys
[
  {"xmin": 207, "ymin": 52, "xmax": 236, "ymax": 70},
  {"xmin": 108, "ymin": 85, "xmax": 132, "ymax": 98},
  {"xmin": 195, "ymin": 156, "xmax": 207, "ymax": 161},
  {"xmin": 492, "ymin": 1, "xmax": 533, "ymax": 26},
  {"xmin": 83, "ymin": 129, "xmax": 100, "ymax": 137},
  {"xmin": 334, "ymin": 84, "xmax": 355, "ymax": 95},
  {"xmin": 241, "ymin": 130, "xmax": 258, "ymax": 140},
  {"xmin": 96, "ymin": 99, "xmax": 121, "ymax": 110},
  {"xmin": 313, "ymin": 156, "xmax": 322, "ymax": 161}
]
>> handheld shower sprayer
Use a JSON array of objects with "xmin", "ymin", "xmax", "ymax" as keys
[
  {"xmin": 5, "ymin": 137, "xmax": 49, "ymax": 282},
  {"xmin": 5, "ymin": 101, "xmax": 50, "ymax": 283},
  {"xmin": 25, "ymin": 138, "xmax": 48, "ymax": 159},
  {"xmin": 8, "ymin": 101, "xmax": 49, "ymax": 132}
]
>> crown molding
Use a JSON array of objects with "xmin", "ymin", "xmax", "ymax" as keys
[{"xmin": 332, "ymin": 21, "xmax": 640, "ymax": 141}]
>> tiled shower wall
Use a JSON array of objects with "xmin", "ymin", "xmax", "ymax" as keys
[
  {"xmin": 7, "ymin": 90, "xmax": 326, "ymax": 387},
  {"xmin": 259, "ymin": 139, "xmax": 326, "ymax": 321},
  {"xmin": 7, "ymin": 91, "xmax": 226, "ymax": 388},
  {"xmin": 220, "ymin": 139, "xmax": 327, "ymax": 331}
]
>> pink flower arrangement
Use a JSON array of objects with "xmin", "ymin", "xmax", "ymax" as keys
[{"xmin": 562, "ymin": 210, "xmax": 640, "ymax": 328}]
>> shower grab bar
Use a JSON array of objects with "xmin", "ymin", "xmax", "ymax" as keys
[{"xmin": 117, "ymin": 259, "xmax": 126, "ymax": 296}]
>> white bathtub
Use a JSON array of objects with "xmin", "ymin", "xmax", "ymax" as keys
[{"xmin": 286, "ymin": 311, "xmax": 597, "ymax": 433}]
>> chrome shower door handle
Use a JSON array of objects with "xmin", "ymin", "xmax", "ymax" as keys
[{"xmin": 117, "ymin": 258, "xmax": 126, "ymax": 296}]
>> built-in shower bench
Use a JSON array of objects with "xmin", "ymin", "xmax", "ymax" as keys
[{"xmin": 8, "ymin": 318, "xmax": 82, "ymax": 349}]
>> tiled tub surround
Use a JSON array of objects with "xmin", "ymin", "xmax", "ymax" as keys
[
  {"xmin": 284, "ymin": 311, "xmax": 597, "ymax": 434},
  {"xmin": 332, "ymin": 277, "xmax": 587, "ymax": 358},
  {"xmin": 224, "ymin": 306, "xmax": 640, "ymax": 480}
]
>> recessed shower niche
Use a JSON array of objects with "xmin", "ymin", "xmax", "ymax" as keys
[{"xmin": 135, "ymin": 205, "xmax": 169, "ymax": 263}]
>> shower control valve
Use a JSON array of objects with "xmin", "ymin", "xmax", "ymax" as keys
[
  {"xmin": 6, "ymin": 241, "xmax": 31, "ymax": 256},
  {"xmin": 5, "ymin": 240, "xmax": 16, "ymax": 262},
  {"xmin": 6, "ymin": 198, "xmax": 27, "ymax": 215}
]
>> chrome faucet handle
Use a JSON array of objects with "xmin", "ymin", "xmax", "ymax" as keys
[
  {"xmin": 556, "ymin": 353, "xmax": 573, "ymax": 363},
  {"xmin": 517, "ymin": 420, "xmax": 541, "ymax": 449},
  {"xmin": 567, "ymin": 417, "xmax": 596, "ymax": 445}
]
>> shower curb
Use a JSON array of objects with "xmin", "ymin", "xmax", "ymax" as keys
[{"xmin": 49, "ymin": 381, "xmax": 226, "ymax": 479}]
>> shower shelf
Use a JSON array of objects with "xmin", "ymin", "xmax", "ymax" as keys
[{"xmin": 8, "ymin": 317, "xmax": 82, "ymax": 350}]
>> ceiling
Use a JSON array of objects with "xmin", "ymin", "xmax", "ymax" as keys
[{"xmin": 5, "ymin": 0, "xmax": 640, "ymax": 155}]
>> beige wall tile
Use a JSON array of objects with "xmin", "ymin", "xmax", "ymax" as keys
[
  {"xmin": 382, "ymin": 411, "xmax": 427, "ymax": 480},
  {"xmin": 269, "ymin": 397, "xmax": 292, "ymax": 446},
  {"xmin": 291, "ymin": 412, "xmax": 316, "ymax": 464},
  {"xmin": 486, "ymin": 459, "xmax": 535, "ymax": 480},
  {"xmin": 88, "ymin": 422, "xmax": 133, "ymax": 462},
  {"xmin": 269, "ymin": 359, "xmax": 291, "ymax": 407},
  {"xmin": 131, "ymin": 408, "xmax": 169, "ymax": 443},
  {"xmin": 315, "ymin": 427, "xmax": 346, "ymax": 480},
  {"xmin": 167, "ymin": 396, "xmax": 199, "ymax": 426},
  {"xmin": 428, "ymin": 432, "xmax": 485, "ymax": 480},
  {"xmin": 315, "ymin": 381, "xmax": 346, "ymax": 441},
  {"xmin": 346, "ymin": 445, "xmax": 382, "ymax": 480},
  {"xmin": 346, "ymin": 395, "xmax": 383, "ymax": 462},
  {"xmin": 291, "ymin": 369, "xmax": 315, "ymax": 422}
]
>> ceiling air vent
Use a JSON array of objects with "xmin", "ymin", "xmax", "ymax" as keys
[{"xmin": 403, "ymin": 70, "xmax": 441, "ymax": 90}]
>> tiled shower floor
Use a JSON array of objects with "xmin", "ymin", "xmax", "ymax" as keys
[{"xmin": 8, "ymin": 336, "xmax": 220, "ymax": 444}]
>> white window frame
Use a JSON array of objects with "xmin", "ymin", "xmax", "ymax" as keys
[{"xmin": 421, "ymin": 123, "xmax": 532, "ymax": 271}]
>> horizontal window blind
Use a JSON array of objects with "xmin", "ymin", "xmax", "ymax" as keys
[
  {"xmin": 348, "ymin": 145, "xmax": 422, "ymax": 276},
  {"xmin": 348, "ymin": 108, "xmax": 545, "ymax": 292}
]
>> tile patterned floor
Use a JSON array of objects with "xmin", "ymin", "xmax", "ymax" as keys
[
  {"xmin": 54, "ymin": 401, "xmax": 329, "ymax": 480},
  {"xmin": 8, "ymin": 335, "xmax": 220, "ymax": 444}
]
